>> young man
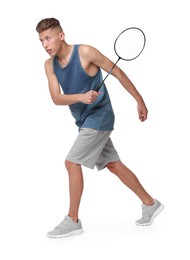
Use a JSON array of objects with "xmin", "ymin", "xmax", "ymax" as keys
[{"xmin": 36, "ymin": 18, "xmax": 164, "ymax": 238}]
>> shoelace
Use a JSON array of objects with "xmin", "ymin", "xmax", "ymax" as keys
[
  {"xmin": 56, "ymin": 218, "xmax": 70, "ymax": 229},
  {"xmin": 141, "ymin": 204, "xmax": 150, "ymax": 218},
  {"xmin": 141, "ymin": 205, "xmax": 146, "ymax": 218}
]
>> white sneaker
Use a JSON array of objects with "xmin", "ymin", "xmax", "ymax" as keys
[
  {"xmin": 135, "ymin": 199, "xmax": 164, "ymax": 226},
  {"xmin": 47, "ymin": 216, "xmax": 84, "ymax": 238}
]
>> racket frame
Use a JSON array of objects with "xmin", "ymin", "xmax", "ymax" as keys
[{"xmin": 96, "ymin": 27, "xmax": 146, "ymax": 92}]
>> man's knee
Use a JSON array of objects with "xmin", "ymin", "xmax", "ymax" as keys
[
  {"xmin": 106, "ymin": 161, "xmax": 120, "ymax": 174},
  {"xmin": 65, "ymin": 159, "xmax": 81, "ymax": 170},
  {"xmin": 65, "ymin": 159, "xmax": 71, "ymax": 170}
]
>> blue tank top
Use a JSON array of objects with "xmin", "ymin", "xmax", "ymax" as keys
[{"xmin": 53, "ymin": 45, "xmax": 115, "ymax": 130}]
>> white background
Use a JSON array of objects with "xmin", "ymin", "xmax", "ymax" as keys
[{"xmin": 0, "ymin": 0, "xmax": 189, "ymax": 259}]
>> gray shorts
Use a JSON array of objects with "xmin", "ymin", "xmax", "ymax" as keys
[{"xmin": 66, "ymin": 128, "xmax": 120, "ymax": 171}]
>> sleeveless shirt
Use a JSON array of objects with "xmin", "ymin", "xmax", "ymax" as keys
[{"xmin": 53, "ymin": 45, "xmax": 115, "ymax": 130}]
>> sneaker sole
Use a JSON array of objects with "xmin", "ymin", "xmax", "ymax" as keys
[
  {"xmin": 47, "ymin": 228, "xmax": 84, "ymax": 238},
  {"xmin": 136, "ymin": 204, "xmax": 164, "ymax": 226}
]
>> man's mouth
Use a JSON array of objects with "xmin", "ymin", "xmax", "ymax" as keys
[{"xmin": 46, "ymin": 49, "xmax": 52, "ymax": 54}]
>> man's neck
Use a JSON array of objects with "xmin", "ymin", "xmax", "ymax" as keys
[{"xmin": 57, "ymin": 43, "xmax": 74, "ymax": 68}]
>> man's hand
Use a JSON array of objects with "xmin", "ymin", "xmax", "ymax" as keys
[
  {"xmin": 137, "ymin": 101, "xmax": 148, "ymax": 122},
  {"xmin": 81, "ymin": 90, "xmax": 101, "ymax": 104}
]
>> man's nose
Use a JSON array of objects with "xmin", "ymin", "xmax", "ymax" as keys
[{"xmin": 43, "ymin": 41, "xmax": 48, "ymax": 49}]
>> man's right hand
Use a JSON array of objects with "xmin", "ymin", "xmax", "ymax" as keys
[{"xmin": 80, "ymin": 90, "xmax": 101, "ymax": 104}]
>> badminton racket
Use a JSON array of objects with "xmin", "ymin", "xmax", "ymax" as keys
[{"xmin": 96, "ymin": 27, "xmax": 146, "ymax": 92}]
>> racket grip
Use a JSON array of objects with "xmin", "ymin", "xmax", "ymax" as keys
[
  {"xmin": 96, "ymin": 85, "xmax": 101, "ymax": 92},
  {"xmin": 96, "ymin": 81, "xmax": 104, "ymax": 92}
]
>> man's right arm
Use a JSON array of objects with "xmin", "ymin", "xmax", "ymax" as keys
[{"xmin": 44, "ymin": 58, "xmax": 99, "ymax": 105}]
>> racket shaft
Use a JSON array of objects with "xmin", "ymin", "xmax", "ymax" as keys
[{"xmin": 96, "ymin": 58, "xmax": 120, "ymax": 92}]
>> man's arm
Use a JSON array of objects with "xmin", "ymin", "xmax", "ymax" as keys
[
  {"xmin": 44, "ymin": 58, "xmax": 99, "ymax": 105},
  {"xmin": 81, "ymin": 45, "xmax": 148, "ymax": 121}
]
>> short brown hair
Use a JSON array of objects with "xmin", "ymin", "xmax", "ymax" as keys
[{"xmin": 36, "ymin": 18, "xmax": 63, "ymax": 33}]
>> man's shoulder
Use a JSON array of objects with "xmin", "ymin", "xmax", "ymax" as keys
[
  {"xmin": 79, "ymin": 44, "xmax": 102, "ymax": 64},
  {"xmin": 79, "ymin": 44, "xmax": 97, "ymax": 55},
  {"xmin": 45, "ymin": 57, "xmax": 53, "ymax": 67},
  {"xmin": 44, "ymin": 57, "xmax": 54, "ymax": 75}
]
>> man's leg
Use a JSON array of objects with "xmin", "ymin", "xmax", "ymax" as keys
[
  {"xmin": 46, "ymin": 160, "xmax": 84, "ymax": 238},
  {"xmin": 106, "ymin": 161, "xmax": 155, "ymax": 205},
  {"xmin": 65, "ymin": 160, "xmax": 84, "ymax": 222}
]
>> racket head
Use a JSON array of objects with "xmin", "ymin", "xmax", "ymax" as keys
[{"xmin": 114, "ymin": 27, "xmax": 146, "ymax": 61}]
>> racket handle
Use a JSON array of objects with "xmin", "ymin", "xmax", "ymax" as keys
[{"xmin": 96, "ymin": 83, "xmax": 103, "ymax": 92}]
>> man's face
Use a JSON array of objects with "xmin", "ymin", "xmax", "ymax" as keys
[{"xmin": 39, "ymin": 28, "xmax": 64, "ymax": 56}]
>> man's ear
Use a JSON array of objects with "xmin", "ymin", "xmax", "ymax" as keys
[{"xmin": 59, "ymin": 32, "xmax": 65, "ymax": 41}]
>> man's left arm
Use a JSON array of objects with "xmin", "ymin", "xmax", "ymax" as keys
[{"xmin": 84, "ymin": 45, "xmax": 148, "ymax": 121}]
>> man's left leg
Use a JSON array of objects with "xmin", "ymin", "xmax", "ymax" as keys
[
  {"xmin": 106, "ymin": 161, "xmax": 154, "ymax": 205},
  {"xmin": 106, "ymin": 161, "xmax": 164, "ymax": 225}
]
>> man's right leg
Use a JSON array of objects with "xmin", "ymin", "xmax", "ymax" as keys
[
  {"xmin": 65, "ymin": 160, "xmax": 84, "ymax": 223},
  {"xmin": 46, "ymin": 159, "xmax": 84, "ymax": 238}
]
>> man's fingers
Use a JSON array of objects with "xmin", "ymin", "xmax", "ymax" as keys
[{"xmin": 139, "ymin": 111, "xmax": 147, "ymax": 121}]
